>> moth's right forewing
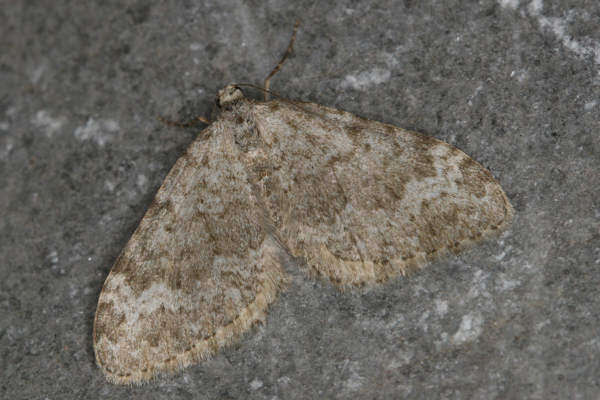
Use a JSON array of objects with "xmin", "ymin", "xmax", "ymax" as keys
[{"xmin": 249, "ymin": 100, "xmax": 513, "ymax": 286}]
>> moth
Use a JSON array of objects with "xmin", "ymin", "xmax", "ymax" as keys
[{"xmin": 93, "ymin": 23, "xmax": 513, "ymax": 384}]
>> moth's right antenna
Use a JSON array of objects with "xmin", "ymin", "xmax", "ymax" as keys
[{"xmin": 263, "ymin": 20, "xmax": 300, "ymax": 101}]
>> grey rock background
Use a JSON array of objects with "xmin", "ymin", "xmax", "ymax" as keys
[{"xmin": 1, "ymin": 0, "xmax": 599, "ymax": 398}]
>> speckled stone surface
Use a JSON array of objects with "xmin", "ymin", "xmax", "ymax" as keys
[{"xmin": 1, "ymin": 1, "xmax": 599, "ymax": 399}]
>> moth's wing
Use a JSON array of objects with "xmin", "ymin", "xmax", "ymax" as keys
[
  {"xmin": 248, "ymin": 100, "xmax": 513, "ymax": 286},
  {"xmin": 93, "ymin": 120, "xmax": 287, "ymax": 384}
]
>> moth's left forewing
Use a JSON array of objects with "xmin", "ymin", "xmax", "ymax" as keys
[
  {"xmin": 93, "ymin": 120, "xmax": 288, "ymax": 384},
  {"xmin": 249, "ymin": 99, "xmax": 513, "ymax": 287}
]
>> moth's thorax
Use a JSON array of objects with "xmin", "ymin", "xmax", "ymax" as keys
[{"xmin": 212, "ymin": 87, "xmax": 263, "ymax": 154}]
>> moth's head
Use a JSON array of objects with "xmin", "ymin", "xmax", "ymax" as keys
[{"xmin": 217, "ymin": 85, "xmax": 245, "ymax": 108}]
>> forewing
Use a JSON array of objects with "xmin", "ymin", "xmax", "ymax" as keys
[
  {"xmin": 248, "ymin": 100, "xmax": 513, "ymax": 286},
  {"xmin": 93, "ymin": 120, "xmax": 287, "ymax": 384}
]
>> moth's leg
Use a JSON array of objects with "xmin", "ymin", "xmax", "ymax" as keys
[
  {"xmin": 157, "ymin": 115, "xmax": 211, "ymax": 127},
  {"xmin": 263, "ymin": 20, "xmax": 300, "ymax": 101}
]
